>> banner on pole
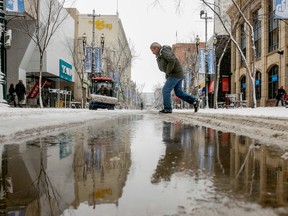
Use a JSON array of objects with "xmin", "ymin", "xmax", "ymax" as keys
[
  {"xmin": 185, "ymin": 71, "xmax": 190, "ymax": 88},
  {"xmin": 85, "ymin": 47, "xmax": 102, "ymax": 73},
  {"xmin": 198, "ymin": 48, "xmax": 205, "ymax": 74},
  {"xmin": 85, "ymin": 47, "xmax": 92, "ymax": 72},
  {"xmin": 6, "ymin": 0, "xmax": 24, "ymax": 13},
  {"xmin": 207, "ymin": 49, "xmax": 215, "ymax": 74},
  {"xmin": 275, "ymin": 0, "xmax": 288, "ymax": 19},
  {"xmin": 94, "ymin": 47, "xmax": 102, "ymax": 73}
]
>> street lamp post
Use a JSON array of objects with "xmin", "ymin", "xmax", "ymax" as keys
[
  {"xmin": 195, "ymin": 35, "xmax": 200, "ymax": 99},
  {"xmin": 213, "ymin": 35, "xmax": 218, "ymax": 108},
  {"xmin": 100, "ymin": 33, "xmax": 105, "ymax": 54},
  {"xmin": 200, "ymin": 10, "xmax": 212, "ymax": 109},
  {"xmin": 91, "ymin": 10, "xmax": 96, "ymax": 78},
  {"xmin": 81, "ymin": 33, "xmax": 87, "ymax": 108},
  {"xmin": 0, "ymin": 0, "xmax": 8, "ymax": 107},
  {"xmin": 100, "ymin": 33, "xmax": 105, "ymax": 75}
]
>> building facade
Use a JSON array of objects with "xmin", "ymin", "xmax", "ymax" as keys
[
  {"xmin": 227, "ymin": 0, "xmax": 288, "ymax": 107},
  {"xmin": 6, "ymin": 0, "xmax": 75, "ymax": 108},
  {"xmin": 70, "ymin": 11, "xmax": 133, "ymax": 108},
  {"xmin": 4, "ymin": 1, "xmax": 133, "ymax": 108}
]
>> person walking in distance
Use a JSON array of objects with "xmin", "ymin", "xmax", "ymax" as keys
[
  {"xmin": 8, "ymin": 83, "xmax": 16, "ymax": 107},
  {"xmin": 276, "ymin": 85, "xmax": 286, "ymax": 107},
  {"xmin": 150, "ymin": 42, "xmax": 199, "ymax": 113},
  {"xmin": 15, "ymin": 80, "xmax": 26, "ymax": 107}
]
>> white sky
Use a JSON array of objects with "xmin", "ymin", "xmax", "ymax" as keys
[{"xmin": 70, "ymin": 0, "xmax": 213, "ymax": 92}]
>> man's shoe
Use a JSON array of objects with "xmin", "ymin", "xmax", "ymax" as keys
[
  {"xmin": 159, "ymin": 109, "xmax": 172, "ymax": 114},
  {"xmin": 193, "ymin": 99, "xmax": 200, "ymax": 112}
]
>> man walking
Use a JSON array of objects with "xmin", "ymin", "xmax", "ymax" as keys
[
  {"xmin": 150, "ymin": 42, "xmax": 199, "ymax": 113},
  {"xmin": 276, "ymin": 86, "xmax": 286, "ymax": 107},
  {"xmin": 15, "ymin": 80, "xmax": 26, "ymax": 107}
]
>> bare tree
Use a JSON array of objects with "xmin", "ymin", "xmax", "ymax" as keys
[
  {"xmin": 65, "ymin": 35, "xmax": 87, "ymax": 108},
  {"xmin": 13, "ymin": 0, "xmax": 73, "ymax": 108},
  {"xmin": 203, "ymin": 0, "xmax": 257, "ymax": 108},
  {"xmin": 113, "ymin": 39, "xmax": 138, "ymax": 107},
  {"xmin": 214, "ymin": 36, "xmax": 231, "ymax": 108},
  {"xmin": 153, "ymin": 83, "xmax": 163, "ymax": 109}
]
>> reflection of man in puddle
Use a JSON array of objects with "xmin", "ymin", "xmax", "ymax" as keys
[{"xmin": 151, "ymin": 121, "xmax": 184, "ymax": 184}]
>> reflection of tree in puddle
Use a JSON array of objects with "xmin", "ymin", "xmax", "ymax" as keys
[{"xmin": 0, "ymin": 136, "xmax": 69, "ymax": 216}]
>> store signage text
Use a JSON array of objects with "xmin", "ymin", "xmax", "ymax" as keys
[
  {"xmin": 88, "ymin": 20, "xmax": 112, "ymax": 30},
  {"xmin": 59, "ymin": 59, "xmax": 72, "ymax": 82}
]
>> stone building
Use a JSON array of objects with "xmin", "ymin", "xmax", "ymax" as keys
[
  {"xmin": 227, "ymin": 0, "xmax": 287, "ymax": 107},
  {"xmin": 68, "ymin": 9, "xmax": 132, "ymax": 107}
]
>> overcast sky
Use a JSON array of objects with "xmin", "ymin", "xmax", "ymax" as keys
[{"xmin": 72, "ymin": 0, "xmax": 213, "ymax": 92}]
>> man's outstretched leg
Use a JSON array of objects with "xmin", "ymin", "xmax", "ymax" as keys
[{"xmin": 174, "ymin": 79, "xmax": 200, "ymax": 112}]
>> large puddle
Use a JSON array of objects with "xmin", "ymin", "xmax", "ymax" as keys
[{"xmin": 1, "ymin": 114, "xmax": 288, "ymax": 215}]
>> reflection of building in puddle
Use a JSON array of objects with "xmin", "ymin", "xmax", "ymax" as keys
[
  {"xmin": 151, "ymin": 121, "xmax": 288, "ymax": 208},
  {"xmin": 1, "ymin": 142, "xmax": 71, "ymax": 216},
  {"xmin": 72, "ymin": 117, "xmax": 133, "ymax": 208},
  {"xmin": 0, "ymin": 144, "xmax": 39, "ymax": 215},
  {"xmin": 0, "ymin": 116, "xmax": 138, "ymax": 215},
  {"xmin": 229, "ymin": 134, "xmax": 288, "ymax": 207}
]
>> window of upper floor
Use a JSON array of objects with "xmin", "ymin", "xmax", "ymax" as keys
[
  {"xmin": 253, "ymin": 9, "xmax": 262, "ymax": 58},
  {"xmin": 268, "ymin": 0, "xmax": 279, "ymax": 52},
  {"xmin": 240, "ymin": 23, "xmax": 246, "ymax": 66}
]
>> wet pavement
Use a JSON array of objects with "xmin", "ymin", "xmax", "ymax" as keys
[{"xmin": 1, "ymin": 113, "xmax": 288, "ymax": 216}]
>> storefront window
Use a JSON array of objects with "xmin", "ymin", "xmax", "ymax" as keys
[
  {"xmin": 240, "ymin": 76, "xmax": 246, "ymax": 100},
  {"xmin": 268, "ymin": 65, "xmax": 278, "ymax": 99}
]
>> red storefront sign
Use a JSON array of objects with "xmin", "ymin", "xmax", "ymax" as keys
[
  {"xmin": 221, "ymin": 77, "xmax": 229, "ymax": 92},
  {"xmin": 27, "ymin": 81, "xmax": 47, "ymax": 99}
]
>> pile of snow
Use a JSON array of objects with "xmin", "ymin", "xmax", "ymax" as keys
[{"xmin": 90, "ymin": 94, "xmax": 118, "ymax": 104}]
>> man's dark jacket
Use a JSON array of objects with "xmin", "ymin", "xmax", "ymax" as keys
[
  {"xmin": 15, "ymin": 82, "xmax": 26, "ymax": 100},
  {"xmin": 156, "ymin": 45, "xmax": 184, "ymax": 79}
]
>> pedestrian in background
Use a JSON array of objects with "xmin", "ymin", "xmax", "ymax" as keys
[
  {"xmin": 8, "ymin": 83, "xmax": 16, "ymax": 107},
  {"xmin": 150, "ymin": 42, "xmax": 199, "ymax": 113},
  {"xmin": 276, "ymin": 85, "xmax": 286, "ymax": 107},
  {"xmin": 15, "ymin": 80, "xmax": 26, "ymax": 107}
]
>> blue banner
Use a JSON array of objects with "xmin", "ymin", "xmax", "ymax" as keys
[
  {"xmin": 275, "ymin": 0, "xmax": 288, "ymax": 19},
  {"xmin": 198, "ymin": 48, "xmax": 205, "ymax": 74},
  {"xmin": 94, "ymin": 47, "xmax": 102, "ymax": 73},
  {"xmin": 85, "ymin": 47, "xmax": 102, "ymax": 73},
  {"xmin": 6, "ymin": 0, "xmax": 24, "ymax": 12},
  {"xmin": 207, "ymin": 49, "xmax": 215, "ymax": 74},
  {"xmin": 85, "ymin": 47, "xmax": 92, "ymax": 72},
  {"xmin": 185, "ymin": 71, "xmax": 190, "ymax": 88}
]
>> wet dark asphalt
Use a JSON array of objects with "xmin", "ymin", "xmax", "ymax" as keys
[{"xmin": 1, "ymin": 113, "xmax": 288, "ymax": 216}]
